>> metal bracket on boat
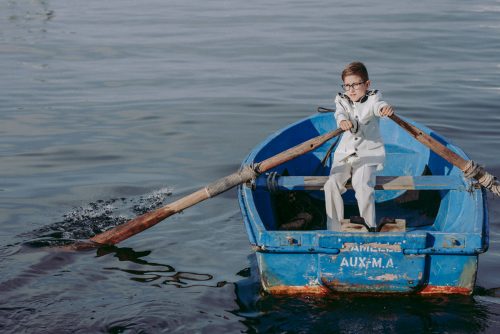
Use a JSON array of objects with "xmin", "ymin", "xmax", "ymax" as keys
[{"xmin": 266, "ymin": 172, "xmax": 280, "ymax": 193}]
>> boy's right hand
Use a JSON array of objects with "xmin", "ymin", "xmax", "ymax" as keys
[{"xmin": 339, "ymin": 120, "xmax": 353, "ymax": 131}]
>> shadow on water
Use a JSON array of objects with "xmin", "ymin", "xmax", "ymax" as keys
[{"xmin": 0, "ymin": 250, "xmax": 79, "ymax": 293}]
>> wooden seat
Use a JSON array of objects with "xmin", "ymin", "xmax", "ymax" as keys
[
  {"xmin": 253, "ymin": 175, "xmax": 468, "ymax": 191},
  {"xmin": 341, "ymin": 218, "xmax": 406, "ymax": 232}
]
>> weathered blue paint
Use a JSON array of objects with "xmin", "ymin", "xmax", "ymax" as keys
[
  {"xmin": 253, "ymin": 175, "xmax": 468, "ymax": 192},
  {"xmin": 237, "ymin": 112, "xmax": 488, "ymax": 295}
]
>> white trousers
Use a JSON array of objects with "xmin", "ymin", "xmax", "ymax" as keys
[{"xmin": 324, "ymin": 156, "xmax": 377, "ymax": 231}]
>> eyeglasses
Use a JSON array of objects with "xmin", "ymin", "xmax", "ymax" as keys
[{"xmin": 341, "ymin": 81, "xmax": 366, "ymax": 91}]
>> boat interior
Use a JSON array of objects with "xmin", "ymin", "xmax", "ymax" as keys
[{"xmin": 245, "ymin": 114, "xmax": 485, "ymax": 235}]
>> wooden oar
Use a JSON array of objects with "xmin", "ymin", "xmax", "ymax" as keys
[
  {"xmin": 70, "ymin": 127, "xmax": 345, "ymax": 249},
  {"xmin": 389, "ymin": 113, "xmax": 500, "ymax": 196}
]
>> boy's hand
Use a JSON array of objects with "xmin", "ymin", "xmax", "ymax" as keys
[
  {"xmin": 380, "ymin": 105, "xmax": 394, "ymax": 117},
  {"xmin": 339, "ymin": 120, "xmax": 353, "ymax": 131}
]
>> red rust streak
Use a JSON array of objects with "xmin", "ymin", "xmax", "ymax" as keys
[
  {"xmin": 419, "ymin": 285, "xmax": 472, "ymax": 295},
  {"xmin": 265, "ymin": 284, "xmax": 472, "ymax": 296},
  {"xmin": 267, "ymin": 285, "xmax": 330, "ymax": 295}
]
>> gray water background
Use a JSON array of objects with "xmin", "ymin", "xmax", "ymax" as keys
[{"xmin": 1, "ymin": 0, "xmax": 500, "ymax": 332}]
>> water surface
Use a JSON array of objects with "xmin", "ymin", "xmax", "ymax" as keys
[{"xmin": 1, "ymin": 0, "xmax": 500, "ymax": 332}]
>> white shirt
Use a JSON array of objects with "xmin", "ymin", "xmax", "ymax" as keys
[{"xmin": 333, "ymin": 90, "xmax": 389, "ymax": 170}]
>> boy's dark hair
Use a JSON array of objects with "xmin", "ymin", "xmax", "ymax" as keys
[{"xmin": 341, "ymin": 62, "xmax": 369, "ymax": 82}]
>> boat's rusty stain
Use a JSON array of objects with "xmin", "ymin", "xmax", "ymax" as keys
[
  {"xmin": 265, "ymin": 283, "xmax": 472, "ymax": 295},
  {"xmin": 267, "ymin": 285, "xmax": 330, "ymax": 295},
  {"xmin": 420, "ymin": 285, "xmax": 472, "ymax": 295},
  {"xmin": 320, "ymin": 277, "xmax": 414, "ymax": 293},
  {"xmin": 262, "ymin": 275, "xmax": 473, "ymax": 295}
]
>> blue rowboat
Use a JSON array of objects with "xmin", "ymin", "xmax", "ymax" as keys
[{"xmin": 237, "ymin": 112, "xmax": 489, "ymax": 295}]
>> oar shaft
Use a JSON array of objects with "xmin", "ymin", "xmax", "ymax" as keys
[
  {"xmin": 90, "ymin": 188, "xmax": 205, "ymax": 245},
  {"xmin": 389, "ymin": 114, "xmax": 468, "ymax": 171},
  {"xmin": 89, "ymin": 127, "xmax": 344, "ymax": 246},
  {"xmin": 258, "ymin": 128, "xmax": 344, "ymax": 172},
  {"xmin": 389, "ymin": 113, "xmax": 500, "ymax": 196},
  {"xmin": 91, "ymin": 165, "xmax": 259, "ymax": 245}
]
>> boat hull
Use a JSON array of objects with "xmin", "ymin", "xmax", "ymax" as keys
[
  {"xmin": 255, "ymin": 248, "xmax": 479, "ymax": 295},
  {"xmin": 238, "ymin": 113, "xmax": 488, "ymax": 295}
]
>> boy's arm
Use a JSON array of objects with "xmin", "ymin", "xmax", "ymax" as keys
[
  {"xmin": 334, "ymin": 94, "xmax": 354, "ymax": 130},
  {"xmin": 372, "ymin": 92, "xmax": 394, "ymax": 117},
  {"xmin": 334, "ymin": 94, "xmax": 350, "ymax": 124}
]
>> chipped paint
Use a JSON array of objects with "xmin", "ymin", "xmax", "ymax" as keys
[
  {"xmin": 458, "ymin": 257, "xmax": 478, "ymax": 290},
  {"xmin": 370, "ymin": 273, "xmax": 399, "ymax": 281},
  {"xmin": 341, "ymin": 242, "xmax": 402, "ymax": 253},
  {"xmin": 442, "ymin": 236, "xmax": 465, "ymax": 248},
  {"xmin": 319, "ymin": 277, "xmax": 419, "ymax": 294}
]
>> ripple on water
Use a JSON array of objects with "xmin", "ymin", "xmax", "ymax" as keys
[{"xmin": 22, "ymin": 187, "xmax": 173, "ymax": 247}]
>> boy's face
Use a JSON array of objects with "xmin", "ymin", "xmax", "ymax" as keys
[{"xmin": 343, "ymin": 74, "xmax": 370, "ymax": 102}]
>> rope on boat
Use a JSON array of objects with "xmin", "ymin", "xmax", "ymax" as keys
[
  {"xmin": 463, "ymin": 160, "xmax": 500, "ymax": 196},
  {"xmin": 206, "ymin": 165, "xmax": 259, "ymax": 198}
]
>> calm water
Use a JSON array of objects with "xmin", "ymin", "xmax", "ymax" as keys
[{"xmin": 1, "ymin": 0, "xmax": 500, "ymax": 332}]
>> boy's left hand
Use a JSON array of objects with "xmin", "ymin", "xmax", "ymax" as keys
[{"xmin": 380, "ymin": 105, "xmax": 394, "ymax": 117}]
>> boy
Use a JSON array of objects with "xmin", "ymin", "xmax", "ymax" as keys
[{"xmin": 324, "ymin": 62, "xmax": 394, "ymax": 231}]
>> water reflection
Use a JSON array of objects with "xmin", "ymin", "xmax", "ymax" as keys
[
  {"xmin": 235, "ymin": 289, "xmax": 493, "ymax": 334},
  {"xmin": 233, "ymin": 256, "xmax": 497, "ymax": 333},
  {"xmin": 96, "ymin": 245, "xmax": 222, "ymax": 289}
]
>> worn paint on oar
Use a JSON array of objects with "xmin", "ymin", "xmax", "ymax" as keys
[{"xmin": 77, "ymin": 127, "xmax": 345, "ymax": 248}]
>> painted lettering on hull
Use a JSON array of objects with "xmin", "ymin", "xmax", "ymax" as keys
[
  {"xmin": 340, "ymin": 256, "xmax": 394, "ymax": 269},
  {"xmin": 343, "ymin": 242, "xmax": 402, "ymax": 253}
]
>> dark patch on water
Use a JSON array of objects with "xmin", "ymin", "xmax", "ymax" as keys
[{"xmin": 236, "ymin": 267, "xmax": 251, "ymax": 278}]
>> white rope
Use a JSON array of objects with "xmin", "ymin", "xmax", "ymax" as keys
[{"xmin": 463, "ymin": 160, "xmax": 500, "ymax": 196}]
